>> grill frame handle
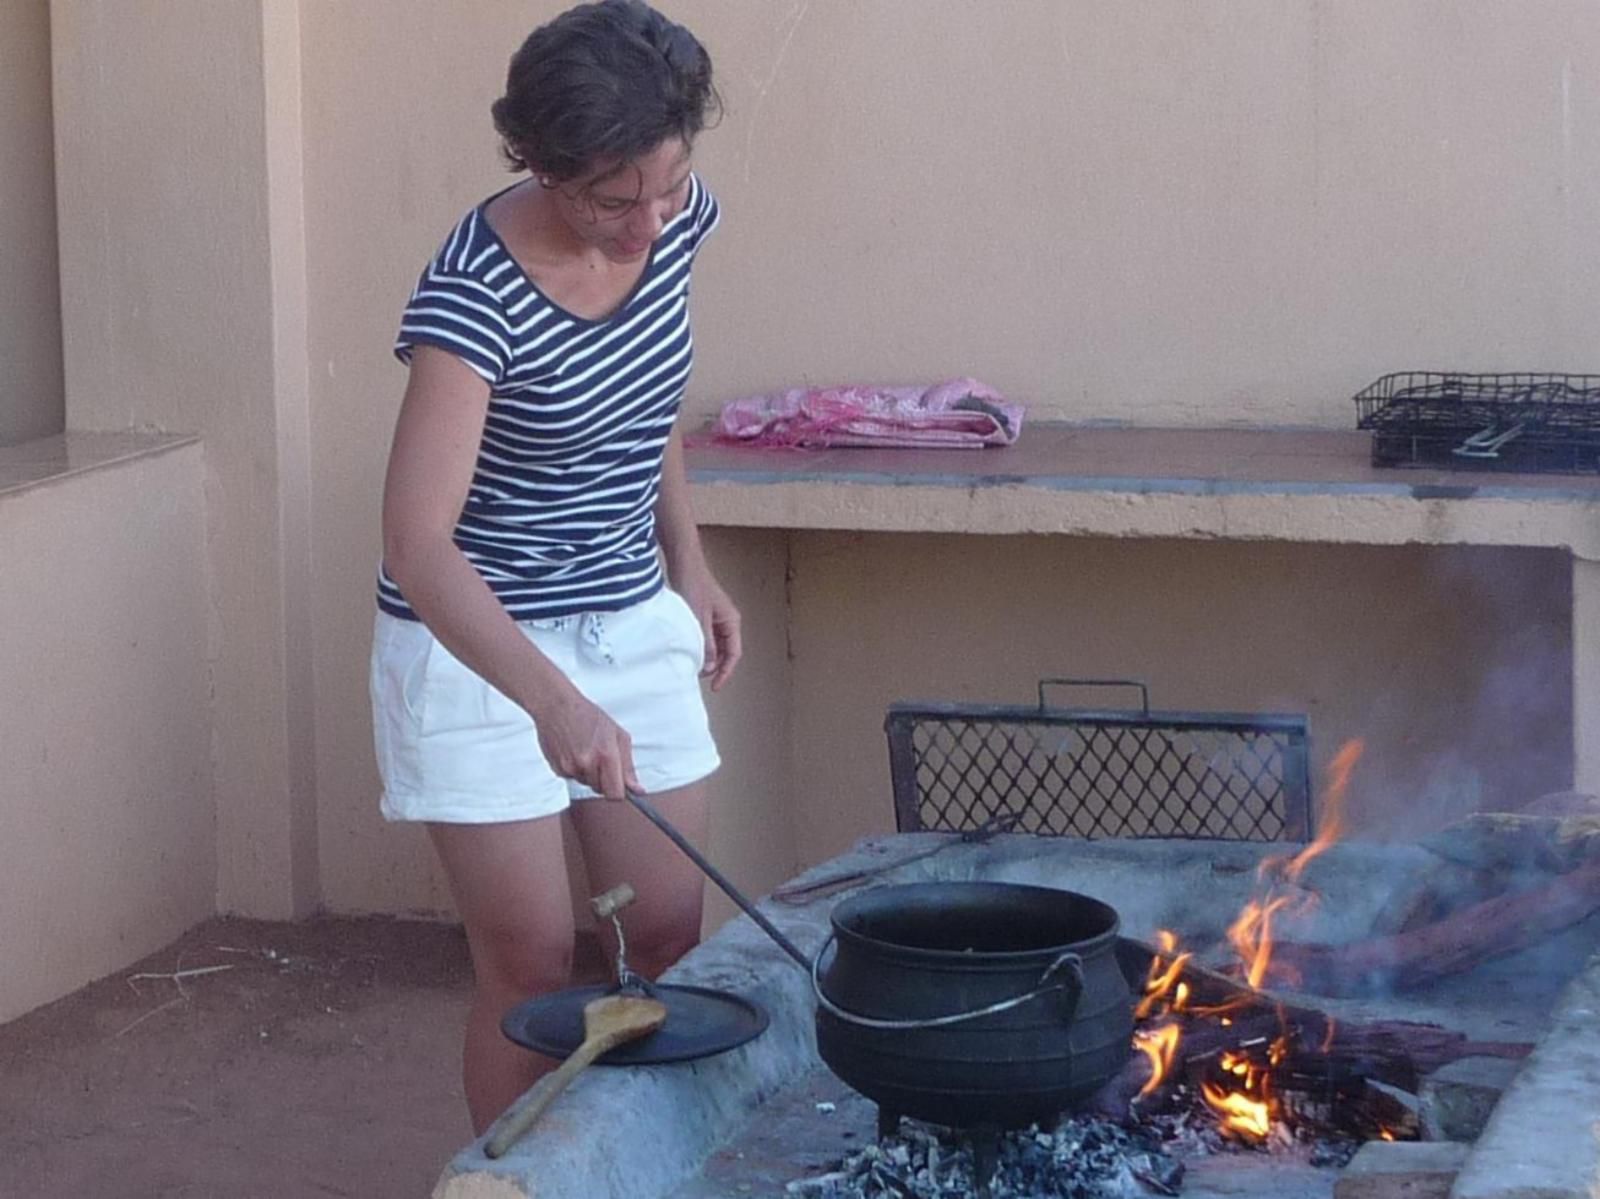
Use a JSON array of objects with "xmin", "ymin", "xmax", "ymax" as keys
[{"xmin": 1037, "ymin": 677, "xmax": 1150, "ymax": 718}]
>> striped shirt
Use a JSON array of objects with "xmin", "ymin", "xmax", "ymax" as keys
[{"xmin": 380, "ymin": 175, "xmax": 721, "ymax": 622}]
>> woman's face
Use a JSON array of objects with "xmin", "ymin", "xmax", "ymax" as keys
[{"xmin": 549, "ymin": 138, "xmax": 694, "ymax": 263}]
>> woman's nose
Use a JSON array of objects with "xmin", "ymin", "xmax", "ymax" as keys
[{"xmin": 629, "ymin": 205, "xmax": 666, "ymax": 242}]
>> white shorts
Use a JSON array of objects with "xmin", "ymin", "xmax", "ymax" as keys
[{"xmin": 369, "ymin": 588, "xmax": 720, "ymax": 823}]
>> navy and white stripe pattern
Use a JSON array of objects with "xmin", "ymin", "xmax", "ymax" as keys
[{"xmin": 381, "ymin": 176, "xmax": 720, "ymax": 622}]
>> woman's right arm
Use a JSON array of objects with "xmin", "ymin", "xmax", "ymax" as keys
[{"xmin": 381, "ymin": 345, "xmax": 642, "ymax": 798}]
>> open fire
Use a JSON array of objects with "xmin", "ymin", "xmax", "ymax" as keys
[
  {"xmin": 1132, "ymin": 740, "xmax": 1382, "ymax": 1146},
  {"xmin": 782, "ymin": 732, "xmax": 1584, "ymax": 1197}
]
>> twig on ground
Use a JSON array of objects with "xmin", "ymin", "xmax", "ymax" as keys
[
  {"xmin": 127, "ymin": 965, "xmax": 236, "ymax": 985},
  {"xmin": 113, "ymin": 997, "xmax": 186, "ymax": 1039}
]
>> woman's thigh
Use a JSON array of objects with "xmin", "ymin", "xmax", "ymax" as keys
[
  {"xmin": 569, "ymin": 783, "xmax": 709, "ymax": 957},
  {"xmin": 427, "ymin": 816, "xmax": 576, "ymax": 991}
]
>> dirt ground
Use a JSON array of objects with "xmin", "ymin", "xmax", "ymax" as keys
[{"xmin": 0, "ymin": 916, "xmax": 605, "ymax": 1199}]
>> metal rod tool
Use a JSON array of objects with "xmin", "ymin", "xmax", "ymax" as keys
[{"xmin": 623, "ymin": 788, "xmax": 813, "ymax": 971}]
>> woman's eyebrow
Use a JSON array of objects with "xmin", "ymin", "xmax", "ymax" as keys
[{"xmin": 593, "ymin": 168, "xmax": 693, "ymax": 205}]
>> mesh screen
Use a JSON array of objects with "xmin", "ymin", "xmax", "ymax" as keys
[{"xmin": 888, "ymin": 710, "xmax": 1310, "ymax": 842}]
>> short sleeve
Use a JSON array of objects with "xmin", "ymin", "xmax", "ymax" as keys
[
  {"xmin": 393, "ymin": 219, "xmax": 513, "ymax": 386},
  {"xmin": 683, "ymin": 174, "xmax": 722, "ymax": 259}
]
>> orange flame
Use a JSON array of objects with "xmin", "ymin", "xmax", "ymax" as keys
[
  {"xmin": 1258, "ymin": 739, "xmax": 1365, "ymax": 885},
  {"xmin": 1226, "ymin": 894, "xmax": 1294, "ymax": 990},
  {"xmin": 1229, "ymin": 739, "xmax": 1365, "ymax": 990},
  {"xmin": 1132, "ymin": 745, "xmax": 1367, "ymax": 1144},
  {"xmin": 1136, "ymin": 930, "xmax": 1193, "ymax": 1020},
  {"xmin": 1200, "ymin": 1039, "xmax": 1289, "ymax": 1141},
  {"xmin": 1201, "ymin": 1081, "xmax": 1273, "ymax": 1140},
  {"xmin": 1133, "ymin": 1022, "xmax": 1182, "ymax": 1098},
  {"xmin": 1282, "ymin": 739, "xmax": 1364, "ymax": 882}
]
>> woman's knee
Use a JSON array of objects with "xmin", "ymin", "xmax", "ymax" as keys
[
  {"xmin": 425, "ymin": 817, "xmax": 576, "ymax": 996},
  {"xmin": 621, "ymin": 903, "xmax": 702, "ymax": 977},
  {"xmin": 464, "ymin": 912, "xmax": 574, "ymax": 997}
]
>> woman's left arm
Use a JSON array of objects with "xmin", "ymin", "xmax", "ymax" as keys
[{"xmin": 657, "ymin": 425, "xmax": 742, "ymax": 690}]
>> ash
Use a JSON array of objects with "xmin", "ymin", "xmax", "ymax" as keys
[
  {"xmin": 1132, "ymin": 1084, "xmax": 1363, "ymax": 1170},
  {"xmin": 785, "ymin": 1086, "xmax": 1363, "ymax": 1198},
  {"xmin": 784, "ymin": 1116, "xmax": 1183, "ymax": 1199}
]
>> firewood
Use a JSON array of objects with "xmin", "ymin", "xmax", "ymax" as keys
[
  {"xmin": 1358, "ymin": 1079, "xmax": 1420, "ymax": 1140},
  {"xmin": 1367, "ymin": 805, "xmax": 1600, "ymax": 938},
  {"xmin": 1268, "ymin": 857, "xmax": 1600, "ymax": 995},
  {"xmin": 1367, "ymin": 860, "xmax": 1474, "ymax": 936},
  {"xmin": 1090, "ymin": 1004, "xmax": 1527, "ymax": 1121},
  {"xmin": 1091, "ymin": 940, "xmax": 1533, "ymax": 1120}
]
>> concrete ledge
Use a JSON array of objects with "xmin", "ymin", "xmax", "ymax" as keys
[
  {"xmin": 686, "ymin": 425, "xmax": 1600, "ymax": 554},
  {"xmin": 1337, "ymin": 1140, "xmax": 1471, "ymax": 1199},
  {"xmin": 432, "ymin": 897, "xmax": 830, "ymax": 1199},
  {"xmin": 1450, "ymin": 952, "xmax": 1600, "ymax": 1199},
  {"xmin": 0, "ymin": 430, "xmax": 200, "ymax": 499}
]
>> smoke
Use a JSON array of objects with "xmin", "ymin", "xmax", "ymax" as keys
[{"xmin": 1340, "ymin": 547, "xmax": 1571, "ymax": 843}]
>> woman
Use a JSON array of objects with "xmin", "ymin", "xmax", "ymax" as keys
[{"xmin": 370, "ymin": 0, "xmax": 739, "ymax": 1134}]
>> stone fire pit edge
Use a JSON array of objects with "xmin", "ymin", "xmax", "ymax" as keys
[
  {"xmin": 430, "ymin": 832, "xmax": 1592, "ymax": 1199},
  {"xmin": 430, "ymin": 844, "xmax": 878, "ymax": 1199}
]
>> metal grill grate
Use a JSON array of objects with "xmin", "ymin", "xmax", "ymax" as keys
[
  {"xmin": 1354, "ymin": 371, "xmax": 1600, "ymax": 475},
  {"xmin": 885, "ymin": 680, "xmax": 1312, "ymax": 842}
]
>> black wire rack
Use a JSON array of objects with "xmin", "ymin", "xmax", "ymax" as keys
[
  {"xmin": 884, "ymin": 680, "xmax": 1312, "ymax": 843},
  {"xmin": 1354, "ymin": 371, "xmax": 1600, "ymax": 475}
]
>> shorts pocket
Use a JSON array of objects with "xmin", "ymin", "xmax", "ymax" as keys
[
  {"xmin": 371, "ymin": 614, "xmax": 436, "ymax": 729},
  {"xmin": 658, "ymin": 589, "xmax": 708, "ymax": 674},
  {"xmin": 374, "ymin": 616, "xmax": 490, "ymax": 738}
]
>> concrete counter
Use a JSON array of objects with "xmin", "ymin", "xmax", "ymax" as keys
[{"xmin": 686, "ymin": 424, "xmax": 1600, "ymax": 551}]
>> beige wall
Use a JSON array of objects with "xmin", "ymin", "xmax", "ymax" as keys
[
  {"xmin": 52, "ymin": 0, "xmax": 320, "ymax": 918},
  {"xmin": 0, "ymin": 0, "xmax": 64, "ymax": 446},
  {"xmin": 30, "ymin": 0, "xmax": 1600, "ymax": 952},
  {"xmin": 787, "ymin": 533, "xmax": 1572, "ymax": 865},
  {"xmin": 297, "ymin": 1, "xmax": 1600, "ymax": 432},
  {"xmin": 0, "ymin": 447, "xmax": 213, "ymax": 1023},
  {"xmin": 687, "ymin": 0, "xmax": 1600, "ymax": 422}
]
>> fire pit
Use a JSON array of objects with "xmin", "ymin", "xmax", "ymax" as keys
[{"xmin": 434, "ymin": 827, "xmax": 1600, "ymax": 1199}]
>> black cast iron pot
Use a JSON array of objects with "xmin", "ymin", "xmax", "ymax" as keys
[{"xmin": 814, "ymin": 881, "xmax": 1133, "ymax": 1130}]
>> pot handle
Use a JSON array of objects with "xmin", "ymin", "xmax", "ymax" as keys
[
  {"xmin": 1040, "ymin": 950, "xmax": 1087, "ymax": 1025},
  {"xmin": 812, "ymin": 938, "xmax": 1086, "ymax": 1031}
]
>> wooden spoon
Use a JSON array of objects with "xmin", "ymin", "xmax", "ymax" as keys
[{"xmin": 484, "ymin": 993, "xmax": 668, "ymax": 1158}]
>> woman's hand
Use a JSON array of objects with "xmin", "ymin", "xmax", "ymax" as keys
[
  {"xmin": 677, "ymin": 567, "xmax": 742, "ymax": 691},
  {"xmin": 528, "ymin": 687, "xmax": 642, "ymax": 800}
]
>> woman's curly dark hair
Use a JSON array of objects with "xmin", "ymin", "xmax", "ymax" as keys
[{"xmin": 491, "ymin": 0, "xmax": 721, "ymax": 182}]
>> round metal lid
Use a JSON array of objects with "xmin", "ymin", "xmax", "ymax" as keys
[{"xmin": 501, "ymin": 983, "xmax": 769, "ymax": 1065}]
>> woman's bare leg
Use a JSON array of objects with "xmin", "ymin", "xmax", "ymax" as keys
[
  {"xmin": 570, "ymin": 782, "xmax": 709, "ymax": 979},
  {"xmin": 427, "ymin": 817, "xmax": 575, "ymax": 1134}
]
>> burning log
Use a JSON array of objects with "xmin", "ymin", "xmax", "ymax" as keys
[
  {"xmin": 1090, "ymin": 939, "xmax": 1533, "ymax": 1122},
  {"xmin": 1091, "ymin": 1008, "xmax": 1527, "ymax": 1122},
  {"xmin": 1268, "ymin": 856, "xmax": 1600, "ymax": 996}
]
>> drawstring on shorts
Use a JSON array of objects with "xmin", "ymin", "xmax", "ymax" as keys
[{"xmin": 531, "ymin": 611, "xmax": 616, "ymax": 666}]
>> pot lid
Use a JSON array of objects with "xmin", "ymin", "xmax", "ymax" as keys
[{"xmin": 501, "ymin": 983, "xmax": 769, "ymax": 1065}]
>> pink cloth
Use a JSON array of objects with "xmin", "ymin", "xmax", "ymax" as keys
[{"xmin": 709, "ymin": 378, "xmax": 1023, "ymax": 449}]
